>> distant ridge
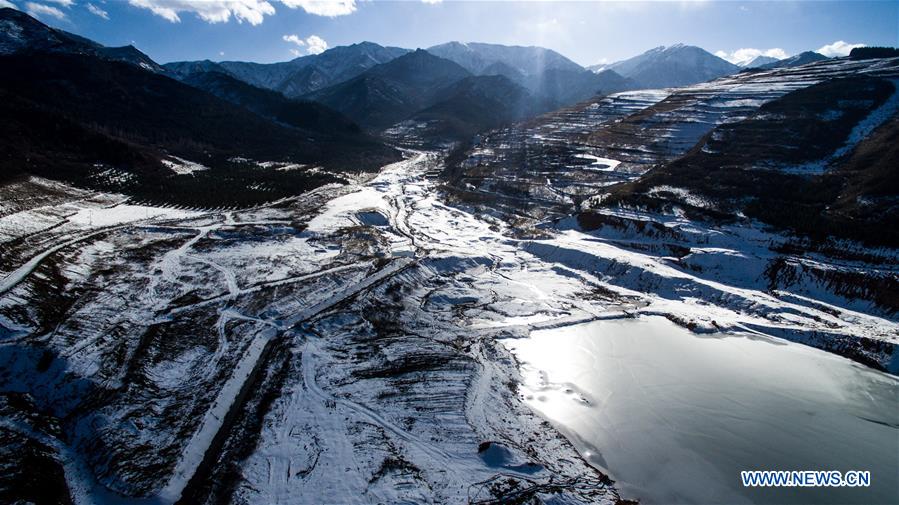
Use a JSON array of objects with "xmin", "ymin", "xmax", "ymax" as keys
[
  {"xmin": 427, "ymin": 41, "xmax": 637, "ymax": 107},
  {"xmin": 740, "ymin": 55, "xmax": 780, "ymax": 68},
  {"xmin": 426, "ymin": 41, "xmax": 584, "ymax": 76},
  {"xmin": 166, "ymin": 42, "xmax": 410, "ymax": 98},
  {"xmin": 759, "ymin": 51, "xmax": 828, "ymax": 69},
  {"xmin": 304, "ymin": 48, "xmax": 635, "ymax": 138},
  {"xmin": 0, "ymin": 7, "xmax": 166, "ymax": 73},
  {"xmin": 608, "ymin": 44, "xmax": 739, "ymax": 88},
  {"xmin": 305, "ymin": 49, "xmax": 474, "ymax": 129}
]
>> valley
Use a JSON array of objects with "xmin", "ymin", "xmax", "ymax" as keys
[
  {"xmin": 2, "ymin": 142, "xmax": 896, "ymax": 503},
  {"xmin": 1, "ymin": 5, "xmax": 897, "ymax": 505}
]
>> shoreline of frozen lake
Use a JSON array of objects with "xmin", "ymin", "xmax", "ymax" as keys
[{"xmin": 504, "ymin": 316, "xmax": 899, "ymax": 504}]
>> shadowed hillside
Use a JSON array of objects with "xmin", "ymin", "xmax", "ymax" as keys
[{"xmin": 0, "ymin": 52, "xmax": 399, "ymax": 207}]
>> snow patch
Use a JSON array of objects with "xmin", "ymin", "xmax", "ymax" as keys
[
  {"xmin": 162, "ymin": 157, "xmax": 209, "ymax": 175},
  {"xmin": 66, "ymin": 205, "xmax": 200, "ymax": 227},
  {"xmin": 784, "ymin": 79, "xmax": 899, "ymax": 175},
  {"xmin": 647, "ymin": 185, "xmax": 716, "ymax": 209},
  {"xmin": 573, "ymin": 154, "xmax": 621, "ymax": 172}
]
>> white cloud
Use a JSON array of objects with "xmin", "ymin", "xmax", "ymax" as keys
[
  {"xmin": 25, "ymin": 2, "xmax": 66, "ymax": 19},
  {"xmin": 283, "ymin": 33, "xmax": 327, "ymax": 55},
  {"xmin": 816, "ymin": 40, "xmax": 865, "ymax": 57},
  {"xmin": 86, "ymin": 3, "xmax": 109, "ymax": 19},
  {"xmin": 44, "ymin": 0, "xmax": 73, "ymax": 6},
  {"xmin": 676, "ymin": 0, "xmax": 710, "ymax": 10},
  {"xmin": 715, "ymin": 47, "xmax": 789, "ymax": 65},
  {"xmin": 0, "ymin": 0, "xmax": 18, "ymax": 9},
  {"xmin": 280, "ymin": 0, "xmax": 355, "ymax": 17},
  {"xmin": 421, "ymin": 0, "xmax": 442, "ymax": 4},
  {"xmin": 305, "ymin": 34, "xmax": 327, "ymax": 54},
  {"xmin": 127, "ymin": 0, "xmax": 357, "ymax": 25},
  {"xmin": 282, "ymin": 33, "xmax": 305, "ymax": 46},
  {"xmin": 127, "ymin": 0, "xmax": 276, "ymax": 25}
]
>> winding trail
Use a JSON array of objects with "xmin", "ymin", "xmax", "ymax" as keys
[{"xmin": 301, "ymin": 339, "xmax": 457, "ymax": 466}]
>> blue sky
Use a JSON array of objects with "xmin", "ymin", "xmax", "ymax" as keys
[{"xmin": 5, "ymin": 0, "xmax": 896, "ymax": 66}]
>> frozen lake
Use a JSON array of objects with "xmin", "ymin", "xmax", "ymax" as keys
[{"xmin": 505, "ymin": 316, "xmax": 899, "ymax": 504}]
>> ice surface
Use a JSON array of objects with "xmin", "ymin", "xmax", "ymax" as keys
[{"xmin": 506, "ymin": 316, "xmax": 899, "ymax": 504}]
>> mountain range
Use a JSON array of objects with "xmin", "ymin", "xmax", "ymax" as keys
[
  {"xmin": 166, "ymin": 42, "xmax": 410, "ymax": 98},
  {"xmin": 170, "ymin": 40, "xmax": 640, "ymax": 133},
  {"xmin": 427, "ymin": 41, "xmax": 584, "ymax": 76},
  {"xmin": 301, "ymin": 48, "xmax": 631, "ymax": 136},
  {"xmin": 0, "ymin": 6, "xmax": 853, "ymax": 206},
  {"xmin": 0, "ymin": 8, "xmax": 398, "ymax": 207},
  {"xmin": 167, "ymin": 41, "xmax": 764, "ymax": 134},
  {"xmin": 306, "ymin": 49, "xmax": 474, "ymax": 129}
]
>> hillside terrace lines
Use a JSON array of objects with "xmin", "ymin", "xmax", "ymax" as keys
[
  {"xmin": 451, "ymin": 90, "xmax": 668, "ymax": 212},
  {"xmin": 452, "ymin": 56, "xmax": 899, "ymax": 220},
  {"xmin": 157, "ymin": 173, "xmax": 428, "ymax": 502}
]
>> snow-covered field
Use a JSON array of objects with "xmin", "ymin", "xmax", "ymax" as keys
[
  {"xmin": 0, "ymin": 156, "xmax": 624, "ymax": 504},
  {"xmin": 0, "ymin": 143, "xmax": 895, "ymax": 504}
]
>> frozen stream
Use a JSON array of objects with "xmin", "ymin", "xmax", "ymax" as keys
[{"xmin": 504, "ymin": 316, "xmax": 899, "ymax": 505}]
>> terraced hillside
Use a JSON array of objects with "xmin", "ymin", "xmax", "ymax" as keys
[
  {"xmin": 443, "ymin": 55, "xmax": 899, "ymax": 354},
  {"xmin": 446, "ymin": 56, "xmax": 899, "ymax": 224}
]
